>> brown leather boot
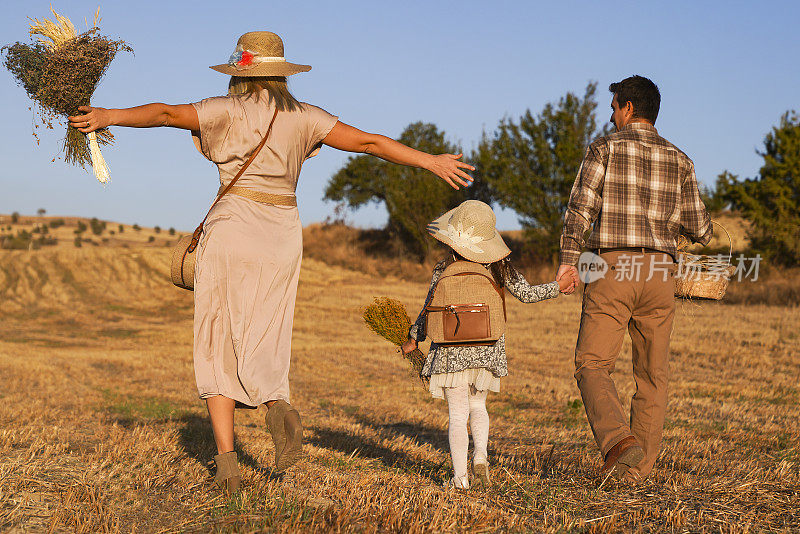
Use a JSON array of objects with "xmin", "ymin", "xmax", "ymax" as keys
[
  {"xmin": 266, "ymin": 403, "xmax": 287, "ymax": 468},
  {"xmin": 600, "ymin": 436, "xmax": 644, "ymax": 480},
  {"xmin": 213, "ymin": 451, "xmax": 241, "ymax": 494},
  {"xmin": 266, "ymin": 400, "xmax": 304, "ymax": 471}
]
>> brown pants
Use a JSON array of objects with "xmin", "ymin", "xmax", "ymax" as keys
[{"xmin": 575, "ymin": 251, "xmax": 676, "ymax": 478}]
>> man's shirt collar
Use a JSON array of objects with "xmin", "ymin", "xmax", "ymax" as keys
[{"xmin": 621, "ymin": 121, "xmax": 658, "ymax": 134}]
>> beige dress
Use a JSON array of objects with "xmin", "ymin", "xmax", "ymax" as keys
[{"xmin": 190, "ymin": 91, "xmax": 338, "ymax": 407}]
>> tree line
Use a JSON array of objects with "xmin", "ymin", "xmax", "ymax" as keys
[
  {"xmin": 701, "ymin": 111, "xmax": 800, "ymax": 266},
  {"xmin": 0, "ymin": 215, "xmax": 179, "ymax": 250},
  {"xmin": 325, "ymin": 82, "xmax": 800, "ymax": 267}
]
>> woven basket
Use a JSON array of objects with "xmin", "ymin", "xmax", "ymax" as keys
[{"xmin": 674, "ymin": 221, "xmax": 735, "ymax": 300}]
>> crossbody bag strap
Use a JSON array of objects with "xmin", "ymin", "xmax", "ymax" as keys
[{"xmin": 186, "ymin": 107, "xmax": 279, "ymax": 253}]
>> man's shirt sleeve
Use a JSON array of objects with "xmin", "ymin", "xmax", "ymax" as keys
[
  {"xmin": 559, "ymin": 142, "xmax": 606, "ymax": 265},
  {"xmin": 679, "ymin": 161, "xmax": 713, "ymax": 245}
]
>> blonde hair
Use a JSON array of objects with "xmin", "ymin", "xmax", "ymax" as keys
[{"xmin": 227, "ymin": 76, "xmax": 301, "ymax": 112}]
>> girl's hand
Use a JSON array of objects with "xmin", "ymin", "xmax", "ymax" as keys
[
  {"xmin": 556, "ymin": 266, "xmax": 579, "ymax": 293},
  {"xmin": 426, "ymin": 153, "xmax": 475, "ymax": 190},
  {"xmin": 401, "ymin": 339, "xmax": 418, "ymax": 355},
  {"xmin": 68, "ymin": 106, "xmax": 112, "ymax": 133}
]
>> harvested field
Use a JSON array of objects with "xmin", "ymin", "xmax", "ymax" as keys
[{"xmin": 0, "ymin": 247, "xmax": 798, "ymax": 532}]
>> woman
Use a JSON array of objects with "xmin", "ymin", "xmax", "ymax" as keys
[{"xmin": 69, "ymin": 31, "xmax": 473, "ymax": 493}]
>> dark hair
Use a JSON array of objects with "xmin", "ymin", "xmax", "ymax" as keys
[
  {"xmin": 448, "ymin": 252, "xmax": 519, "ymax": 285},
  {"xmin": 609, "ymin": 75, "xmax": 661, "ymax": 124},
  {"xmin": 489, "ymin": 257, "xmax": 519, "ymax": 286}
]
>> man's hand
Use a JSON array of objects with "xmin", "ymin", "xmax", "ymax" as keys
[{"xmin": 556, "ymin": 265, "xmax": 579, "ymax": 294}]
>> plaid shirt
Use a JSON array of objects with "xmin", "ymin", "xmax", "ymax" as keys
[{"xmin": 559, "ymin": 122, "xmax": 712, "ymax": 265}]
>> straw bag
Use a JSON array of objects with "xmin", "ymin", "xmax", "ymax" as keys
[
  {"xmin": 674, "ymin": 221, "xmax": 735, "ymax": 300},
  {"xmin": 424, "ymin": 260, "xmax": 506, "ymax": 345},
  {"xmin": 170, "ymin": 108, "xmax": 278, "ymax": 290}
]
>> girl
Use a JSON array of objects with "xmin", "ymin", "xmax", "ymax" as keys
[{"xmin": 402, "ymin": 200, "xmax": 574, "ymax": 489}]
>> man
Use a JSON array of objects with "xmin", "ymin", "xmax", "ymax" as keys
[{"xmin": 557, "ymin": 75, "xmax": 712, "ymax": 482}]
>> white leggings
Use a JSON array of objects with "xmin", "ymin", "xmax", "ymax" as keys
[{"xmin": 444, "ymin": 384, "xmax": 489, "ymax": 480}]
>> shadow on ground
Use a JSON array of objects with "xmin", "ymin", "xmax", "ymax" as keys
[
  {"xmin": 176, "ymin": 414, "xmax": 282, "ymax": 480},
  {"xmin": 307, "ymin": 425, "xmax": 449, "ymax": 483},
  {"xmin": 305, "ymin": 408, "xmax": 454, "ymax": 482}
]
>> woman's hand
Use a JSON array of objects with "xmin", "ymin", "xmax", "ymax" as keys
[
  {"xmin": 401, "ymin": 339, "xmax": 418, "ymax": 355},
  {"xmin": 68, "ymin": 106, "xmax": 112, "ymax": 133},
  {"xmin": 425, "ymin": 153, "xmax": 474, "ymax": 190}
]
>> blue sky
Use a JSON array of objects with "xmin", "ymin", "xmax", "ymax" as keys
[{"xmin": 1, "ymin": 0, "xmax": 798, "ymax": 231}]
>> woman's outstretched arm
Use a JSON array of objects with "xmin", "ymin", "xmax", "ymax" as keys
[
  {"xmin": 322, "ymin": 121, "xmax": 474, "ymax": 190},
  {"xmin": 68, "ymin": 104, "xmax": 199, "ymax": 133}
]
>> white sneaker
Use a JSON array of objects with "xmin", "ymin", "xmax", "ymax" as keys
[{"xmin": 444, "ymin": 475, "xmax": 470, "ymax": 490}]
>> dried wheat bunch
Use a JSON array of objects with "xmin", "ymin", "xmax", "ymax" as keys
[
  {"xmin": 363, "ymin": 297, "xmax": 413, "ymax": 346},
  {"xmin": 2, "ymin": 7, "xmax": 131, "ymax": 183},
  {"xmin": 363, "ymin": 297, "xmax": 428, "ymax": 383}
]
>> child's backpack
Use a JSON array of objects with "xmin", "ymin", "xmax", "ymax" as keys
[{"xmin": 424, "ymin": 260, "xmax": 506, "ymax": 345}]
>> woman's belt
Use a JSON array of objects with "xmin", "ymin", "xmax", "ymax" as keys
[{"xmin": 217, "ymin": 186, "xmax": 297, "ymax": 207}]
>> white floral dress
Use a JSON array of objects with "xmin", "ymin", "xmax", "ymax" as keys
[{"xmin": 410, "ymin": 261, "xmax": 560, "ymax": 399}]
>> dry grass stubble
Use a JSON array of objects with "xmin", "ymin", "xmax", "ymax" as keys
[{"xmin": 0, "ymin": 248, "xmax": 798, "ymax": 532}]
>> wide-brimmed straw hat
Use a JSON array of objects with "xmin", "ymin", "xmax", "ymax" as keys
[
  {"xmin": 427, "ymin": 200, "xmax": 511, "ymax": 263},
  {"xmin": 210, "ymin": 31, "xmax": 311, "ymax": 77}
]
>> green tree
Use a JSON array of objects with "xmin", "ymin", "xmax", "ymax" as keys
[
  {"xmin": 1, "ymin": 230, "xmax": 32, "ymax": 250},
  {"xmin": 475, "ymin": 82, "xmax": 611, "ymax": 261},
  {"xmin": 324, "ymin": 122, "xmax": 489, "ymax": 258},
  {"xmin": 11, "ymin": 212, "xmax": 19, "ymax": 224},
  {"xmin": 37, "ymin": 236, "xmax": 56, "ymax": 247},
  {"xmin": 724, "ymin": 111, "xmax": 800, "ymax": 265},
  {"xmin": 700, "ymin": 172, "xmax": 738, "ymax": 213},
  {"xmin": 90, "ymin": 218, "xmax": 105, "ymax": 236}
]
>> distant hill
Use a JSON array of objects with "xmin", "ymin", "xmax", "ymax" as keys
[
  {"xmin": 0, "ymin": 214, "xmax": 182, "ymax": 250},
  {"xmin": 706, "ymin": 211, "xmax": 751, "ymax": 253},
  {"xmin": 0, "ymin": 210, "xmax": 752, "ymax": 261},
  {"xmin": 0, "ymin": 213, "xmax": 794, "ymax": 307}
]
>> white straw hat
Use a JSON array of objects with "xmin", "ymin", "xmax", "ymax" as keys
[
  {"xmin": 210, "ymin": 32, "xmax": 311, "ymax": 77},
  {"xmin": 427, "ymin": 200, "xmax": 511, "ymax": 263}
]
